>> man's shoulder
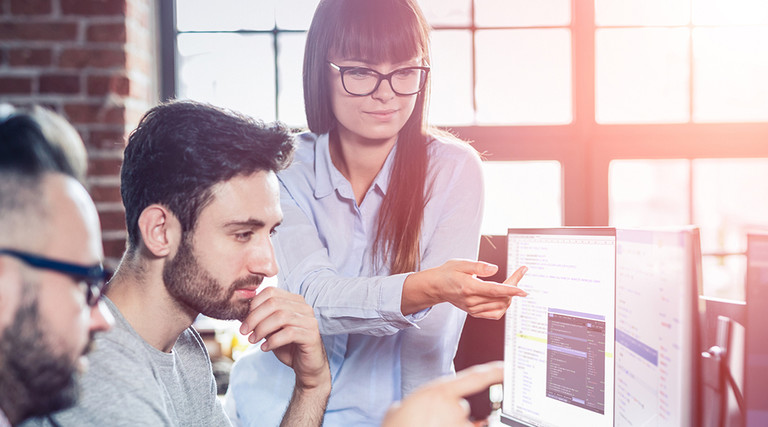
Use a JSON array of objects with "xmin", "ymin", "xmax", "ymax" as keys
[
  {"xmin": 87, "ymin": 315, "xmax": 155, "ymax": 371},
  {"xmin": 20, "ymin": 327, "xmax": 218, "ymax": 427},
  {"xmin": 45, "ymin": 326, "xmax": 169, "ymax": 424},
  {"xmin": 177, "ymin": 326, "xmax": 215, "ymax": 370},
  {"xmin": 19, "ymin": 336, "xmax": 172, "ymax": 427},
  {"xmin": 90, "ymin": 323, "xmax": 210, "ymax": 379}
]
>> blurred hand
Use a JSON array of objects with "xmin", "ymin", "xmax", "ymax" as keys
[
  {"xmin": 382, "ymin": 361, "xmax": 504, "ymax": 427},
  {"xmin": 239, "ymin": 286, "xmax": 330, "ymax": 391},
  {"xmin": 403, "ymin": 260, "xmax": 528, "ymax": 319}
]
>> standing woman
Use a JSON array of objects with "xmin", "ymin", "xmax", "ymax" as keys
[{"xmin": 226, "ymin": 0, "xmax": 527, "ymax": 425}]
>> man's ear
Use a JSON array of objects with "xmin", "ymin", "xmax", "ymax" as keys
[{"xmin": 137, "ymin": 205, "xmax": 182, "ymax": 257}]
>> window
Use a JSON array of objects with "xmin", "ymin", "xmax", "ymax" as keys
[
  {"xmin": 481, "ymin": 161, "xmax": 562, "ymax": 235},
  {"xmin": 173, "ymin": 0, "xmax": 317, "ymax": 124},
  {"xmin": 167, "ymin": 0, "xmax": 768, "ymax": 300}
]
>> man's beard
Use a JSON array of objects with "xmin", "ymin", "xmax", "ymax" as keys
[
  {"xmin": 162, "ymin": 236, "xmax": 263, "ymax": 321},
  {"xmin": 0, "ymin": 287, "xmax": 85, "ymax": 421}
]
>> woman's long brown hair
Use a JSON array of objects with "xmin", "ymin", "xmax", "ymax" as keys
[{"xmin": 303, "ymin": 0, "xmax": 432, "ymax": 274}]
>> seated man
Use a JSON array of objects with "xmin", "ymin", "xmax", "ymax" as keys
[
  {"xmin": 0, "ymin": 111, "xmax": 112, "ymax": 426},
  {"xmin": 23, "ymin": 100, "xmax": 331, "ymax": 426},
  {"xmin": 2, "ymin": 104, "xmax": 500, "ymax": 427}
]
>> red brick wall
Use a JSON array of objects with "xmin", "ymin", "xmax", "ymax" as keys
[{"xmin": 0, "ymin": 0, "xmax": 157, "ymax": 267}]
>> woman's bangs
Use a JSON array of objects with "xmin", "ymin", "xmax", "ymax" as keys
[{"xmin": 333, "ymin": 4, "xmax": 427, "ymax": 64}]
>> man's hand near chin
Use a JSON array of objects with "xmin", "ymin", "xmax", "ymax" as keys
[{"xmin": 239, "ymin": 286, "xmax": 331, "ymax": 427}]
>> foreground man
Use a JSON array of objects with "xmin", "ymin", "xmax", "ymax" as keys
[
  {"xmin": 0, "ymin": 112, "xmax": 112, "ymax": 426},
  {"xmin": 23, "ymin": 100, "xmax": 330, "ymax": 426}
]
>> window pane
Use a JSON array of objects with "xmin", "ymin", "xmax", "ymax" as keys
[
  {"xmin": 275, "ymin": 0, "xmax": 320, "ymax": 30},
  {"xmin": 475, "ymin": 0, "xmax": 570, "ymax": 27},
  {"xmin": 595, "ymin": 0, "xmax": 689, "ymax": 26},
  {"xmin": 277, "ymin": 33, "xmax": 308, "ymax": 126},
  {"xmin": 418, "ymin": 0, "xmax": 471, "ymax": 26},
  {"xmin": 693, "ymin": 27, "xmax": 768, "ymax": 122},
  {"xmin": 596, "ymin": 28, "xmax": 689, "ymax": 124},
  {"xmin": 429, "ymin": 30, "xmax": 474, "ymax": 125},
  {"xmin": 608, "ymin": 159, "xmax": 690, "ymax": 227},
  {"xmin": 694, "ymin": 159, "xmax": 768, "ymax": 300},
  {"xmin": 702, "ymin": 255, "xmax": 746, "ymax": 301},
  {"xmin": 177, "ymin": 33, "xmax": 276, "ymax": 121},
  {"xmin": 176, "ymin": 0, "xmax": 275, "ymax": 31},
  {"xmin": 476, "ymin": 29, "xmax": 572, "ymax": 125},
  {"xmin": 693, "ymin": 158, "xmax": 768, "ymax": 254},
  {"xmin": 693, "ymin": 0, "xmax": 768, "ymax": 25},
  {"xmin": 481, "ymin": 161, "xmax": 562, "ymax": 235}
]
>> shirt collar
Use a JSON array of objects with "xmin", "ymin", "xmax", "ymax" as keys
[
  {"xmin": 313, "ymin": 132, "xmax": 398, "ymax": 199},
  {"xmin": 373, "ymin": 142, "xmax": 397, "ymax": 195}
]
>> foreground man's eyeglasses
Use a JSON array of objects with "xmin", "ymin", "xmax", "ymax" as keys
[{"xmin": 0, "ymin": 248, "xmax": 107, "ymax": 306}]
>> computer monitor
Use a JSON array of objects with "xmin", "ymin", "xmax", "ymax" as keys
[
  {"xmin": 745, "ymin": 232, "xmax": 768, "ymax": 426},
  {"xmin": 500, "ymin": 227, "xmax": 702, "ymax": 426},
  {"xmin": 502, "ymin": 227, "xmax": 617, "ymax": 426},
  {"xmin": 613, "ymin": 227, "xmax": 702, "ymax": 427}
]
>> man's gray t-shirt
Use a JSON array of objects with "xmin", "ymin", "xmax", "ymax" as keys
[{"xmin": 22, "ymin": 297, "xmax": 231, "ymax": 426}]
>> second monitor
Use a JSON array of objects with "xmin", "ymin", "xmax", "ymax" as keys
[{"xmin": 614, "ymin": 228, "xmax": 702, "ymax": 427}]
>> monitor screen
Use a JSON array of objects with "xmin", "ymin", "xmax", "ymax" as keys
[
  {"xmin": 613, "ymin": 228, "xmax": 702, "ymax": 427},
  {"xmin": 502, "ymin": 228, "xmax": 616, "ymax": 427}
]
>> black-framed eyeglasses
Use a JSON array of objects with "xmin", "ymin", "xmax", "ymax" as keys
[
  {"xmin": 0, "ymin": 249, "xmax": 108, "ymax": 307},
  {"xmin": 328, "ymin": 62, "xmax": 430, "ymax": 96}
]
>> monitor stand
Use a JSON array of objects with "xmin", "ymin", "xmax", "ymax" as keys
[{"xmin": 702, "ymin": 315, "xmax": 745, "ymax": 427}]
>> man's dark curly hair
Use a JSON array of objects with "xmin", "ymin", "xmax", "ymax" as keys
[{"xmin": 120, "ymin": 100, "xmax": 295, "ymax": 251}]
